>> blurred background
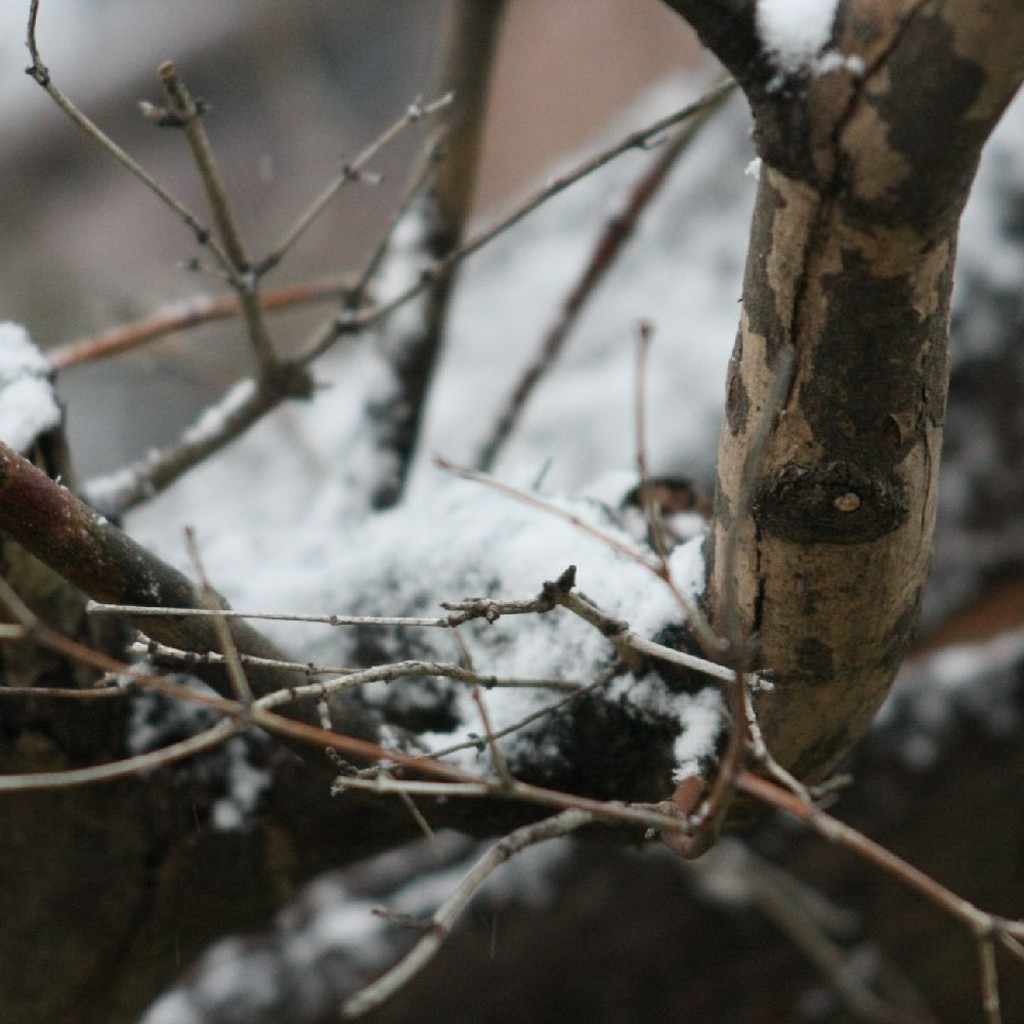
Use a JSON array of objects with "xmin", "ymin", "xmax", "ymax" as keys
[{"xmin": 0, "ymin": 0, "xmax": 699, "ymax": 478}]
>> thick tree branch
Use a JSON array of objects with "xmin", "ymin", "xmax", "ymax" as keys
[
  {"xmin": 0, "ymin": 440, "xmax": 313, "ymax": 711},
  {"xmin": 660, "ymin": 0, "xmax": 1024, "ymax": 784}
]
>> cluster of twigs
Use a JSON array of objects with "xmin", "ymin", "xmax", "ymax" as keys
[{"xmin": 5, "ymin": 3, "xmax": 1023, "ymax": 1023}]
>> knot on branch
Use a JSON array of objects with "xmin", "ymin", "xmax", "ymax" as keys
[
  {"xmin": 753, "ymin": 463, "xmax": 908, "ymax": 545},
  {"xmin": 24, "ymin": 63, "xmax": 49, "ymax": 87},
  {"xmin": 540, "ymin": 565, "xmax": 577, "ymax": 602}
]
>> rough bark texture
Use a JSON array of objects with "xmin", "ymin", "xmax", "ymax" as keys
[{"xmin": 667, "ymin": 0, "xmax": 1024, "ymax": 782}]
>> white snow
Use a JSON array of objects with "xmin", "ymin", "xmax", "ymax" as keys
[
  {"xmin": 0, "ymin": 323, "xmax": 60, "ymax": 454},
  {"xmin": 756, "ymin": 0, "xmax": 839, "ymax": 75}
]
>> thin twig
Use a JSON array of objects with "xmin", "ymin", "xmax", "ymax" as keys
[
  {"xmin": 133, "ymin": 637, "xmax": 584, "ymax": 691},
  {"xmin": 50, "ymin": 275, "xmax": 358, "ymax": 370},
  {"xmin": 92, "ymin": 600, "xmax": 456, "ymax": 629},
  {"xmin": 258, "ymin": 94, "xmax": 453, "ymax": 277},
  {"xmin": 0, "ymin": 684, "xmax": 126, "ymax": 700},
  {"xmin": 419, "ymin": 661, "xmax": 621, "ymax": 763},
  {"xmin": 158, "ymin": 61, "xmax": 280, "ymax": 376},
  {"xmin": 184, "ymin": 525, "xmax": 252, "ymax": 704},
  {"xmin": 634, "ymin": 320, "xmax": 672, "ymax": 567},
  {"xmin": 341, "ymin": 809, "xmax": 593, "ymax": 1018},
  {"xmin": 25, "ymin": 0, "xmax": 231, "ymax": 271},
  {"xmin": 979, "ymin": 936, "xmax": 1002, "ymax": 1024}
]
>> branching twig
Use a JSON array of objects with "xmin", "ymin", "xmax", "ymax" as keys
[
  {"xmin": 257, "ymin": 94, "xmax": 453, "ymax": 278},
  {"xmin": 735, "ymin": 770, "xmax": 1024, "ymax": 1024},
  {"xmin": 435, "ymin": 456, "xmax": 721, "ymax": 655},
  {"xmin": 341, "ymin": 809, "xmax": 593, "ymax": 1018},
  {"xmin": 158, "ymin": 60, "xmax": 289, "ymax": 384},
  {"xmin": 131, "ymin": 637, "xmax": 584, "ymax": 691},
  {"xmin": 293, "ymin": 80, "xmax": 737, "ymax": 366},
  {"xmin": 25, "ymin": 0, "xmax": 232, "ymax": 270}
]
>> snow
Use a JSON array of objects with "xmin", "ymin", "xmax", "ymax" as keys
[
  {"xmin": 756, "ymin": 0, "xmax": 839, "ymax": 75},
  {"xmin": 881, "ymin": 627, "xmax": 1024, "ymax": 770},
  {"xmin": 0, "ymin": 322, "xmax": 60, "ymax": 454}
]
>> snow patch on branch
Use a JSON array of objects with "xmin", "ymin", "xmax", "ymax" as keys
[
  {"xmin": 756, "ymin": 0, "xmax": 839, "ymax": 75},
  {"xmin": 0, "ymin": 322, "xmax": 60, "ymax": 454}
]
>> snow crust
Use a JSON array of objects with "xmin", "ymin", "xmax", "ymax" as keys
[{"xmin": 0, "ymin": 322, "xmax": 60, "ymax": 454}]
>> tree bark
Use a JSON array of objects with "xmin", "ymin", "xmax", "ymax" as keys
[{"xmin": 663, "ymin": 0, "xmax": 1024, "ymax": 782}]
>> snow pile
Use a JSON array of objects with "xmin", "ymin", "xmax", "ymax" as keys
[{"xmin": 117, "ymin": 76, "xmax": 755, "ymax": 788}]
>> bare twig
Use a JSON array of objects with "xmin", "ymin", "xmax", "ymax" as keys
[
  {"xmin": 25, "ymin": 0, "xmax": 231, "ymax": 270},
  {"xmin": 257, "ymin": 94, "xmax": 454, "ymax": 277},
  {"xmin": 158, "ymin": 61, "xmax": 284, "ymax": 379},
  {"xmin": 341, "ymin": 809, "xmax": 593, "ymax": 1018},
  {"xmin": 92, "ymin": 600, "xmax": 458, "ymax": 630},
  {"xmin": 185, "ymin": 526, "xmax": 253, "ymax": 704},
  {"xmin": 418, "ymin": 661, "xmax": 622, "ymax": 763},
  {"xmin": 50, "ymin": 275, "xmax": 358, "ymax": 370},
  {"xmin": 131, "ymin": 637, "xmax": 584, "ymax": 692},
  {"xmin": 633, "ymin": 321, "xmax": 672, "ymax": 567}
]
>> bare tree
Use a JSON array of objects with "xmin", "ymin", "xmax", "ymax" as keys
[{"xmin": 2, "ymin": 2, "xmax": 1024, "ymax": 1022}]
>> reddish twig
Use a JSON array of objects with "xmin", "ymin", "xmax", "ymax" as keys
[{"xmin": 50, "ymin": 276, "xmax": 357, "ymax": 370}]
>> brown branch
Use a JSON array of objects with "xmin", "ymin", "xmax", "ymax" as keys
[{"xmin": 0, "ymin": 439, "xmax": 307, "ymax": 709}]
